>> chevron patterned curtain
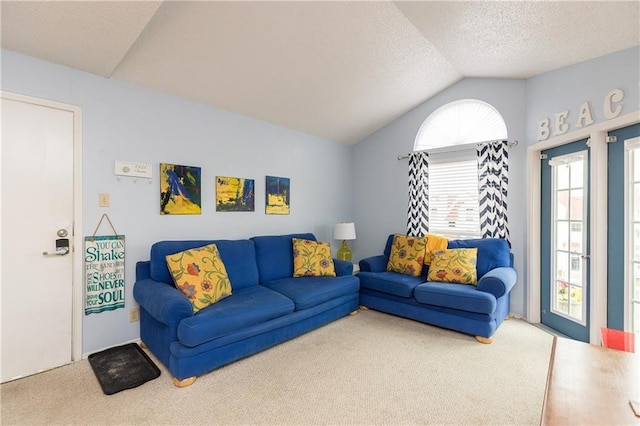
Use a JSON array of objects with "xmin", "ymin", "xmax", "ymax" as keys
[
  {"xmin": 407, "ymin": 151, "xmax": 429, "ymax": 236},
  {"xmin": 477, "ymin": 141, "xmax": 510, "ymax": 246}
]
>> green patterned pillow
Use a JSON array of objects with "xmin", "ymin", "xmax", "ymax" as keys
[
  {"xmin": 427, "ymin": 248, "xmax": 478, "ymax": 285},
  {"xmin": 166, "ymin": 243, "xmax": 232, "ymax": 312},
  {"xmin": 292, "ymin": 238, "xmax": 336, "ymax": 277},
  {"xmin": 386, "ymin": 234, "xmax": 427, "ymax": 276}
]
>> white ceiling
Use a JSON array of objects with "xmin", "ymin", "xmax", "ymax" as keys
[{"xmin": 2, "ymin": 1, "xmax": 639, "ymax": 145}]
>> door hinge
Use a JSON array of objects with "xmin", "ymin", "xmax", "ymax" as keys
[
  {"xmin": 606, "ymin": 135, "xmax": 617, "ymax": 143},
  {"xmin": 540, "ymin": 153, "xmax": 548, "ymax": 160}
]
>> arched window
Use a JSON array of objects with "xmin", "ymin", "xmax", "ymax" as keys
[
  {"xmin": 414, "ymin": 99, "xmax": 507, "ymax": 151},
  {"xmin": 410, "ymin": 99, "xmax": 508, "ymax": 239}
]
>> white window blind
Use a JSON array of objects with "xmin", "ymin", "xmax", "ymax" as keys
[{"xmin": 429, "ymin": 157, "xmax": 482, "ymax": 239}]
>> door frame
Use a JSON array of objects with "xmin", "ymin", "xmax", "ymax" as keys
[
  {"xmin": 2, "ymin": 91, "xmax": 83, "ymax": 362},
  {"xmin": 527, "ymin": 111, "xmax": 640, "ymax": 343}
]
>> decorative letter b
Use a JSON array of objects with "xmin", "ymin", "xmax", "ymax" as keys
[{"xmin": 538, "ymin": 118, "xmax": 550, "ymax": 141}]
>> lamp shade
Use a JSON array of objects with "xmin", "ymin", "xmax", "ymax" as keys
[{"xmin": 333, "ymin": 222, "xmax": 356, "ymax": 240}]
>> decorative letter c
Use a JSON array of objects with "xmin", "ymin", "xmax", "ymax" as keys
[{"xmin": 604, "ymin": 88, "xmax": 624, "ymax": 119}]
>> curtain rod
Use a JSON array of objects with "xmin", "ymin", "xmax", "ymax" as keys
[{"xmin": 397, "ymin": 139, "xmax": 518, "ymax": 160}]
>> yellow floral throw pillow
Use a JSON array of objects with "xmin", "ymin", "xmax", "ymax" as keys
[
  {"xmin": 427, "ymin": 248, "xmax": 478, "ymax": 285},
  {"xmin": 292, "ymin": 238, "xmax": 336, "ymax": 277},
  {"xmin": 386, "ymin": 234, "xmax": 427, "ymax": 276},
  {"xmin": 166, "ymin": 244, "xmax": 232, "ymax": 313}
]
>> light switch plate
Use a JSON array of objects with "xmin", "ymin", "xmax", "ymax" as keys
[{"xmin": 99, "ymin": 193, "xmax": 109, "ymax": 207}]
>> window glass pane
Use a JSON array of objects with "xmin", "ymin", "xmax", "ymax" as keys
[
  {"xmin": 634, "ymin": 263, "xmax": 640, "ymax": 301},
  {"xmin": 556, "ymin": 221, "xmax": 569, "ymax": 251},
  {"xmin": 570, "ymin": 160, "xmax": 583, "ymax": 188},
  {"xmin": 569, "ymin": 286, "xmax": 583, "ymax": 321},
  {"xmin": 635, "ymin": 224, "xmax": 640, "ymax": 262},
  {"xmin": 569, "ymin": 254, "xmax": 582, "ymax": 286},
  {"xmin": 633, "ymin": 302, "xmax": 640, "ymax": 333},
  {"xmin": 556, "ymin": 251, "xmax": 569, "ymax": 283},
  {"xmin": 570, "ymin": 189, "xmax": 583, "ymax": 221},
  {"xmin": 556, "ymin": 190, "xmax": 569, "ymax": 220},
  {"xmin": 634, "ymin": 183, "xmax": 640, "ymax": 221},
  {"xmin": 556, "ymin": 165, "xmax": 570, "ymax": 190},
  {"xmin": 569, "ymin": 221, "xmax": 583, "ymax": 254},
  {"xmin": 556, "ymin": 280, "xmax": 569, "ymax": 315}
]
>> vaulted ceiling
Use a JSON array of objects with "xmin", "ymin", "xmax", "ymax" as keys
[{"xmin": 2, "ymin": 1, "xmax": 638, "ymax": 144}]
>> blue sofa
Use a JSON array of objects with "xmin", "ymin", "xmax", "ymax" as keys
[
  {"xmin": 134, "ymin": 233, "xmax": 359, "ymax": 386},
  {"xmin": 357, "ymin": 235, "xmax": 516, "ymax": 343}
]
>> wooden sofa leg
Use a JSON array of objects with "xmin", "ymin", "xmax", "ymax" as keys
[
  {"xmin": 349, "ymin": 310, "xmax": 359, "ymax": 316},
  {"xmin": 475, "ymin": 336, "xmax": 493, "ymax": 344},
  {"xmin": 173, "ymin": 376, "xmax": 197, "ymax": 388},
  {"xmin": 359, "ymin": 305, "xmax": 369, "ymax": 311},
  {"xmin": 139, "ymin": 341, "xmax": 148, "ymax": 349}
]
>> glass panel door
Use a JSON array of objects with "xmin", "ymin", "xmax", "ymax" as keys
[
  {"xmin": 608, "ymin": 124, "xmax": 640, "ymax": 333},
  {"xmin": 541, "ymin": 139, "xmax": 590, "ymax": 342},
  {"xmin": 631, "ymin": 143, "xmax": 640, "ymax": 332}
]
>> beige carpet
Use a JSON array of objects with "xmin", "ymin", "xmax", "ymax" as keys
[{"xmin": 0, "ymin": 310, "xmax": 553, "ymax": 425}]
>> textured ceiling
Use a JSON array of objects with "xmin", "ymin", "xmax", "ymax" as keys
[{"xmin": 1, "ymin": 1, "xmax": 639, "ymax": 145}]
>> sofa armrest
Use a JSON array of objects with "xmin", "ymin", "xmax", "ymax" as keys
[
  {"xmin": 133, "ymin": 278, "xmax": 193, "ymax": 326},
  {"xmin": 476, "ymin": 267, "xmax": 517, "ymax": 299},
  {"xmin": 359, "ymin": 255, "xmax": 388, "ymax": 273},
  {"xmin": 333, "ymin": 258, "xmax": 353, "ymax": 276}
]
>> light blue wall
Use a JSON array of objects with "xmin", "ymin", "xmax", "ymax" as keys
[
  {"xmin": 525, "ymin": 47, "xmax": 640, "ymax": 145},
  {"xmin": 353, "ymin": 78, "xmax": 527, "ymax": 314},
  {"xmin": 1, "ymin": 49, "xmax": 354, "ymax": 355},
  {"xmin": 353, "ymin": 46, "xmax": 640, "ymax": 319},
  {"xmin": 3, "ymin": 45, "xmax": 638, "ymax": 350}
]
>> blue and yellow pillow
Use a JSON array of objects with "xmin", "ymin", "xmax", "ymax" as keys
[
  {"xmin": 427, "ymin": 248, "xmax": 478, "ymax": 285},
  {"xmin": 292, "ymin": 238, "xmax": 336, "ymax": 277},
  {"xmin": 166, "ymin": 243, "xmax": 232, "ymax": 312},
  {"xmin": 386, "ymin": 234, "xmax": 427, "ymax": 276}
]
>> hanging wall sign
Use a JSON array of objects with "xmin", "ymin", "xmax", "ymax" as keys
[{"xmin": 84, "ymin": 235, "xmax": 125, "ymax": 315}]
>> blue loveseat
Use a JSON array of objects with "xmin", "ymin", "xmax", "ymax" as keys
[
  {"xmin": 357, "ymin": 235, "xmax": 516, "ymax": 343},
  {"xmin": 134, "ymin": 233, "xmax": 359, "ymax": 386}
]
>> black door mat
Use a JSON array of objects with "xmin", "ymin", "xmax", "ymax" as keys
[{"xmin": 88, "ymin": 343, "xmax": 161, "ymax": 395}]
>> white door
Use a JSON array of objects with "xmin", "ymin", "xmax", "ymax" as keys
[{"xmin": 1, "ymin": 95, "xmax": 75, "ymax": 382}]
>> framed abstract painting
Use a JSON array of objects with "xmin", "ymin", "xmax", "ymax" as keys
[
  {"xmin": 265, "ymin": 176, "xmax": 290, "ymax": 215},
  {"xmin": 160, "ymin": 163, "xmax": 202, "ymax": 215},
  {"xmin": 216, "ymin": 176, "xmax": 255, "ymax": 212}
]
